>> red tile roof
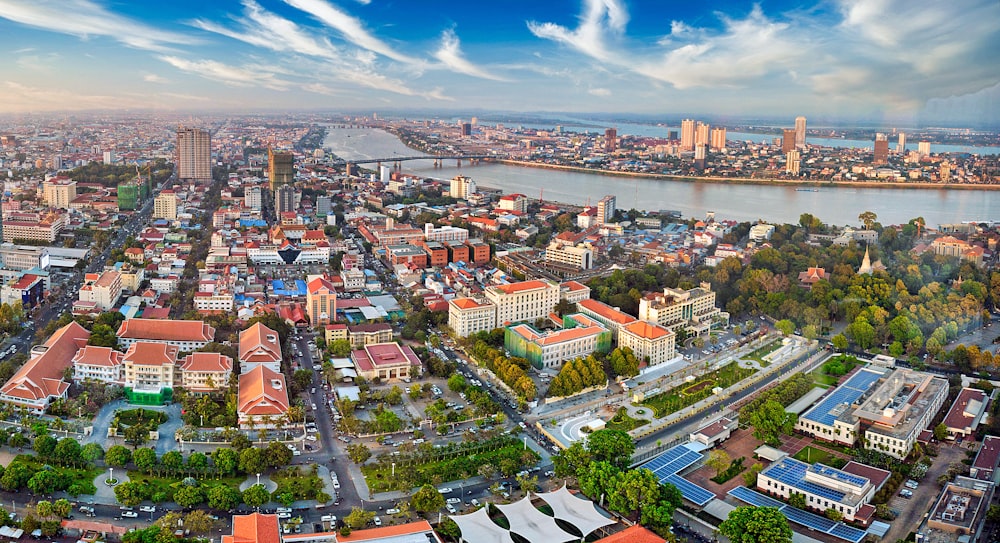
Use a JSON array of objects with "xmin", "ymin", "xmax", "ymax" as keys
[
  {"xmin": 123, "ymin": 342, "xmax": 179, "ymax": 366},
  {"xmin": 972, "ymin": 435, "xmax": 1000, "ymax": 479},
  {"xmin": 238, "ymin": 366, "xmax": 289, "ymax": 417},
  {"xmin": 578, "ymin": 298, "xmax": 637, "ymax": 325},
  {"xmin": 0, "ymin": 322, "xmax": 89, "ymax": 404},
  {"xmin": 222, "ymin": 513, "xmax": 281, "ymax": 543},
  {"xmin": 595, "ymin": 525, "xmax": 665, "ymax": 543},
  {"xmin": 492, "ymin": 280, "xmax": 549, "ymax": 294},
  {"xmin": 333, "ymin": 520, "xmax": 437, "ymax": 542},
  {"xmin": 841, "ymin": 461, "xmax": 891, "ymax": 489},
  {"xmin": 239, "ymin": 322, "xmax": 282, "ymax": 364},
  {"xmin": 180, "ymin": 352, "xmax": 233, "ymax": 373},
  {"xmin": 117, "ymin": 318, "xmax": 215, "ymax": 342},
  {"xmin": 943, "ymin": 387, "xmax": 988, "ymax": 431},
  {"xmin": 71, "ymin": 346, "xmax": 124, "ymax": 368},
  {"xmin": 352, "ymin": 343, "xmax": 421, "ymax": 372},
  {"xmin": 622, "ymin": 320, "xmax": 672, "ymax": 339}
]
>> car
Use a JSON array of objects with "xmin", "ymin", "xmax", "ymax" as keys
[
  {"xmin": 471, "ymin": 499, "xmax": 480, "ymax": 507},
  {"xmin": 899, "ymin": 490, "xmax": 913, "ymax": 499},
  {"xmin": 332, "ymin": 480, "xmax": 340, "ymax": 489},
  {"xmin": 313, "ymin": 364, "xmax": 322, "ymax": 371},
  {"xmin": 905, "ymin": 480, "xmax": 919, "ymax": 489},
  {"xmin": 121, "ymin": 511, "xmax": 139, "ymax": 518},
  {"xmin": 544, "ymin": 470, "xmax": 555, "ymax": 477},
  {"xmin": 119, "ymin": 506, "xmax": 134, "ymax": 511},
  {"xmin": 438, "ymin": 487, "xmax": 453, "ymax": 494},
  {"xmin": 445, "ymin": 504, "xmax": 457, "ymax": 514},
  {"xmin": 311, "ymin": 387, "xmax": 316, "ymax": 394},
  {"xmin": 139, "ymin": 506, "xmax": 156, "ymax": 513},
  {"xmin": 278, "ymin": 512, "xmax": 292, "ymax": 519},
  {"xmin": 446, "ymin": 498, "xmax": 461, "ymax": 504},
  {"xmin": 292, "ymin": 449, "xmax": 301, "ymax": 456},
  {"xmin": 373, "ymin": 516, "xmax": 382, "ymax": 526},
  {"xmin": 516, "ymin": 470, "xmax": 529, "ymax": 477},
  {"xmin": 385, "ymin": 508, "xmax": 401, "ymax": 515},
  {"xmin": 305, "ymin": 435, "xmax": 318, "ymax": 442}
]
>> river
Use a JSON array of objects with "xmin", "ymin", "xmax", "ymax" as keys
[{"xmin": 323, "ymin": 126, "xmax": 1000, "ymax": 227}]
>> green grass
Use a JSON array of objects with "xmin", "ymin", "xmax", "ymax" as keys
[
  {"xmin": 126, "ymin": 472, "xmax": 244, "ymax": 502},
  {"xmin": 12, "ymin": 454, "xmax": 100, "ymax": 496},
  {"xmin": 744, "ymin": 340, "xmax": 783, "ymax": 367},
  {"xmin": 810, "ymin": 367, "xmax": 841, "ymax": 386},
  {"xmin": 640, "ymin": 362, "xmax": 757, "ymax": 417},
  {"xmin": 791, "ymin": 446, "xmax": 846, "ymax": 468},
  {"xmin": 271, "ymin": 466, "xmax": 327, "ymax": 501},
  {"xmin": 605, "ymin": 408, "xmax": 648, "ymax": 432},
  {"xmin": 362, "ymin": 442, "xmax": 540, "ymax": 493}
]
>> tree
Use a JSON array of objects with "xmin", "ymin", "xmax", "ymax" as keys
[
  {"xmin": 52, "ymin": 498, "xmax": 72, "ymax": 519},
  {"xmin": 933, "ymin": 422, "xmax": 949, "ymax": 441},
  {"xmin": 328, "ymin": 339, "xmax": 352, "ymax": 357},
  {"xmin": 344, "ymin": 507, "xmax": 375, "ymax": 529},
  {"xmin": 211, "ymin": 447, "xmax": 238, "ymax": 476},
  {"xmin": 411, "ymin": 484, "xmax": 445, "ymax": 513},
  {"xmin": 585, "ymin": 429, "xmax": 635, "ymax": 469},
  {"xmin": 241, "ymin": 484, "xmax": 270, "ymax": 509},
  {"xmin": 831, "ymin": 334, "xmax": 848, "ymax": 351},
  {"xmin": 719, "ymin": 506, "xmax": 793, "ymax": 543},
  {"xmin": 747, "ymin": 399, "xmax": 796, "ymax": 446},
  {"xmin": 183, "ymin": 510, "xmax": 215, "ymax": 533},
  {"xmin": 173, "ymin": 485, "xmax": 205, "ymax": 508},
  {"xmin": 858, "ymin": 211, "xmax": 878, "ymax": 230},
  {"xmin": 608, "ymin": 347, "xmax": 639, "ymax": 378},
  {"xmin": 825, "ymin": 508, "xmax": 844, "ymax": 522},
  {"xmin": 238, "ymin": 447, "xmax": 265, "ymax": 475},
  {"xmin": 743, "ymin": 463, "xmax": 763, "ymax": 487},
  {"xmin": 788, "ymin": 492, "xmax": 806, "ymax": 509},
  {"xmin": 386, "ymin": 385, "xmax": 403, "ymax": 405},
  {"xmin": 347, "ymin": 443, "xmax": 372, "ymax": 465},
  {"xmin": 88, "ymin": 323, "xmax": 118, "ymax": 348},
  {"xmin": 27, "ymin": 470, "xmax": 60, "ymax": 495},
  {"xmin": 264, "ymin": 441, "xmax": 293, "ymax": 468},
  {"xmin": 123, "ymin": 424, "xmax": 149, "ymax": 448},
  {"xmin": 447, "ymin": 373, "xmax": 467, "ymax": 393},
  {"xmin": 133, "ymin": 447, "xmax": 158, "ymax": 472},
  {"xmin": 114, "ymin": 481, "xmax": 149, "ymax": 506},
  {"xmin": 33, "ymin": 435, "xmax": 57, "ymax": 458},
  {"xmin": 35, "ymin": 500, "xmax": 53, "ymax": 519},
  {"xmin": 81, "ymin": 442, "xmax": 105, "ymax": 465},
  {"xmin": 706, "ymin": 449, "xmax": 732, "ymax": 476},
  {"xmin": 187, "ymin": 452, "xmax": 208, "ymax": 472},
  {"xmin": 161, "ymin": 451, "xmax": 184, "ymax": 472},
  {"xmin": 775, "ymin": 319, "xmax": 795, "ymax": 337},
  {"xmin": 207, "ymin": 484, "xmax": 242, "ymax": 511},
  {"xmin": 515, "ymin": 473, "xmax": 538, "ymax": 494}
]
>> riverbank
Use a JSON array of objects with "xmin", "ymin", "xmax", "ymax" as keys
[{"xmin": 495, "ymin": 159, "xmax": 1000, "ymax": 191}]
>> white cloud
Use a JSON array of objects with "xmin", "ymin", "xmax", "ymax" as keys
[
  {"xmin": 433, "ymin": 29, "xmax": 508, "ymax": 81},
  {"xmin": 143, "ymin": 73, "xmax": 169, "ymax": 84},
  {"xmin": 158, "ymin": 56, "xmax": 290, "ymax": 90},
  {"xmin": 192, "ymin": 0, "xmax": 341, "ymax": 61},
  {"xmin": 0, "ymin": 0, "xmax": 190, "ymax": 52},
  {"xmin": 283, "ymin": 0, "xmax": 419, "ymax": 64},
  {"xmin": 527, "ymin": 0, "xmax": 628, "ymax": 62},
  {"xmin": 588, "ymin": 88, "xmax": 611, "ymax": 97}
]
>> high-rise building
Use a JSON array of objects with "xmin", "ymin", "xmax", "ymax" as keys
[
  {"xmin": 597, "ymin": 195, "xmax": 616, "ymax": 225},
  {"xmin": 668, "ymin": 130, "xmax": 678, "ymax": 140},
  {"xmin": 244, "ymin": 186, "xmax": 262, "ymax": 212},
  {"xmin": 460, "ymin": 123, "xmax": 472, "ymax": 136},
  {"xmin": 786, "ymin": 150, "xmax": 801, "ymax": 174},
  {"xmin": 874, "ymin": 133, "xmax": 889, "ymax": 165},
  {"xmin": 918, "ymin": 141, "xmax": 932, "ymax": 157},
  {"xmin": 680, "ymin": 119, "xmax": 695, "ymax": 151},
  {"xmin": 710, "ymin": 128, "xmax": 727, "ymax": 151},
  {"xmin": 153, "ymin": 190, "xmax": 178, "ymax": 220},
  {"xmin": 782, "ymin": 129, "xmax": 797, "ymax": 152},
  {"xmin": 267, "ymin": 149, "xmax": 294, "ymax": 191},
  {"xmin": 604, "ymin": 128, "xmax": 617, "ymax": 152},
  {"xmin": 51, "ymin": 155, "xmax": 62, "ymax": 170},
  {"xmin": 695, "ymin": 122, "xmax": 710, "ymax": 148},
  {"xmin": 897, "ymin": 133, "xmax": 906, "ymax": 154},
  {"xmin": 275, "ymin": 184, "xmax": 296, "ymax": 214},
  {"xmin": 694, "ymin": 144, "xmax": 707, "ymax": 161},
  {"xmin": 176, "ymin": 128, "xmax": 212, "ymax": 181},
  {"xmin": 43, "ymin": 178, "xmax": 76, "ymax": 209},
  {"xmin": 103, "ymin": 150, "xmax": 115, "ymax": 164},
  {"xmin": 449, "ymin": 175, "xmax": 477, "ymax": 200},
  {"xmin": 794, "ymin": 116, "xmax": 807, "ymax": 148}
]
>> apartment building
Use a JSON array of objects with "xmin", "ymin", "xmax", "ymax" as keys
[
  {"xmin": 638, "ymin": 283, "xmax": 725, "ymax": 337},
  {"xmin": 498, "ymin": 193, "xmax": 528, "ymax": 213},
  {"xmin": 78, "ymin": 270, "xmax": 123, "ymax": 311},
  {"xmin": 448, "ymin": 297, "xmax": 497, "ymax": 337},
  {"xmin": 194, "ymin": 292, "xmax": 235, "ymax": 313},
  {"xmin": 855, "ymin": 369, "xmax": 948, "ymax": 460},
  {"xmin": 72, "ymin": 345, "xmax": 125, "ymax": 385},
  {"xmin": 424, "ymin": 223, "xmax": 469, "ymax": 243},
  {"xmin": 0, "ymin": 243, "xmax": 49, "ymax": 271},
  {"xmin": 504, "ymin": 313, "xmax": 612, "ymax": 369},
  {"xmin": 545, "ymin": 240, "xmax": 593, "ymax": 270},
  {"xmin": 485, "ymin": 279, "xmax": 560, "ymax": 327},
  {"xmin": 324, "ymin": 323, "xmax": 394, "ymax": 349},
  {"xmin": 239, "ymin": 322, "xmax": 282, "ymax": 374},
  {"xmin": 179, "ymin": 352, "xmax": 233, "ymax": 392},
  {"xmin": 305, "ymin": 276, "xmax": 337, "ymax": 325},
  {"xmin": 116, "ymin": 318, "xmax": 215, "ymax": 351},
  {"xmin": 559, "ymin": 281, "xmax": 591, "ymax": 304},
  {"xmin": 237, "ymin": 365, "xmax": 289, "ymax": 428},
  {"xmin": 0, "ymin": 322, "xmax": 89, "ymax": 414},
  {"xmin": 43, "ymin": 177, "xmax": 77, "ymax": 209},
  {"xmin": 617, "ymin": 320, "xmax": 676, "ymax": 366}
]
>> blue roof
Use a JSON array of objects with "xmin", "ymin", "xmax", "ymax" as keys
[
  {"xmin": 728, "ymin": 487, "xmax": 867, "ymax": 543},
  {"xmin": 802, "ymin": 368, "xmax": 884, "ymax": 426},
  {"xmin": 641, "ymin": 443, "xmax": 715, "ymax": 506}
]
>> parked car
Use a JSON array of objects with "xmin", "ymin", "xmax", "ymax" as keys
[
  {"xmin": 121, "ymin": 511, "xmax": 139, "ymax": 518},
  {"xmin": 446, "ymin": 498, "xmax": 461, "ymax": 504},
  {"xmin": 471, "ymin": 499, "xmax": 480, "ymax": 507},
  {"xmin": 445, "ymin": 504, "xmax": 457, "ymax": 514},
  {"xmin": 437, "ymin": 487, "xmax": 453, "ymax": 494},
  {"xmin": 373, "ymin": 516, "xmax": 382, "ymax": 526},
  {"xmin": 385, "ymin": 508, "xmax": 400, "ymax": 515},
  {"xmin": 139, "ymin": 506, "xmax": 156, "ymax": 513}
]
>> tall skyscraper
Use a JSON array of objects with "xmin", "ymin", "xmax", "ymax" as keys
[
  {"xmin": 680, "ymin": 119, "xmax": 695, "ymax": 151},
  {"xmin": 794, "ymin": 116, "xmax": 807, "ymax": 148},
  {"xmin": 918, "ymin": 141, "xmax": 931, "ymax": 157},
  {"xmin": 275, "ymin": 184, "xmax": 296, "ymax": 214},
  {"xmin": 786, "ymin": 150, "xmax": 801, "ymax": 174},
  {"xmin": 710, "ymin": 128, "xmax": 727, "ymax": 151},
  {"xmin": 597, "ymin": 195, "xmax": 616, "ymax": 225},
  {"xmin": 604, "ymin": 128, "xmax": 617, "ymax": 152},
  {"xmin": 460, "ymin": 123, "xmax": 472, "ymax": 136},
  {"xmin": 695, "ymin": 122, "xmax": 710, "ymax": 148},
  {"xmin": 897, "ymin": 133, "xmax": 906, "ymax": 154},
  {"xmin": 176, "ymin": 128, "xmax": 212, "ymax": 181},
  {"xmin": 267, "ymin": 149, "xmax": 294, "ymax": 191},
  {"xmin": 782, "ymin": 129, "xmax": 797, "ymax": 152},
  {"xmin": 873, "ymin": 133, "xmax": 889, "ymax": 165}
]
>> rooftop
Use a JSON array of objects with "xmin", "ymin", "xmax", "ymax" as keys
[
  {"xmin": 117, "ymin": 318, "xmax": 215, "ymax": 342},
  {"xmin": 801, "ymin": 367, "xmax": 887, "ymax": 426},
  {"xmin": 490, "ymin": 280, "xmax": 553, "ymax": 295},
  {"xmin": 854, "ymin": 368, "xmax": 949, "ymax": 440},
  {"xmin": 942, "ymin": 387, "xmax": 988, "ymax": 432},
  {"xmin": 621, "ymin": 320, "xmax": 672, "ymax": 340},
  {"xmin": 577, "ymin": 298, "xmax": 637, "ymax": 325}
]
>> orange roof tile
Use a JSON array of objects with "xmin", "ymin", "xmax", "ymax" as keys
[
  {"xmin": 117, "ymin": 318, "xmax": 215, "ymax": 342},
  {"xmin": 335, "ymin": 520, "xmax": 437, "ymax": 542},
  {"xmin": 123, "ymin": 342, "xmax": 179, "ymax": 366},
  {"xmin": 0, "ymin": 322, "xmax": 89, "ymax": 403},
  {"xmin": 180, "ymin": 352, "xmax": 233, "ymax": 373},
  {"xmin": 238, "ymin": 366, "xmax": 289, "ymax": 416},
  {"xmin": 451, "ymin": 298, "xmax": 490, "ymax": 310},
  {"xmin": 578, "ymin": 298, "xmax": 638, "ymax": 325},
  {"xmin": 492, "ymin": 280, "xmax": 550, "ymax": 294},
  {"xmin": 595, "ymin": 525, "xmax": 665, "ymax": 543},
  {"xmin": 239, "ymin": 322, "xmax": 282, "ymax": 364},
  {"xmin": 71, "ymin": 346, "xmax": 124, "ymax": 367},
  {"xmin": 223, "ymin": 513, "xmax": 281, "ymax": 543},
  {"xmin": 622, "ymin": 320, "xmax": 672, "ymax": 340}
]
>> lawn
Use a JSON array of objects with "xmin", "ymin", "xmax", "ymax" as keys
[
  {"xmin": 126, "ymin": 472, "xmax": 244, "ymax": 502},
  {"xmin": 605, "ymin": 408, "xmax": 648, "ymax": 432},
  {"xmin": 791, "ymin": 446, "xmax": 845, "ymax": 468},
  {"xmin": 640, "ymin": 362, "xmax": 757, "ymax": 417},
  {"xmin": 744, "ymin": 340, "xmax": 783, "ymax": 367},
  {"xmin": 12, "ymin": 455, "xmax": 100, "ymax": 496},
  {"xmin": 271, "ymin": 465, "xmax": 328, "ymax": 502}
]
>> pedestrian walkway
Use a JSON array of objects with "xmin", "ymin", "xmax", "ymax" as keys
[
  {"xmin": 239, "ymin": 474, "xmax": 277, "ymax": 493},
  {"xmin": 91, "ymin": 469, "xmax": 129, "ymax": 505}
]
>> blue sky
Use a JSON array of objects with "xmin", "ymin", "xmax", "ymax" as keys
[{"xmin": 0, "ymin": 0, "xmax": 997, "ymax": 123}]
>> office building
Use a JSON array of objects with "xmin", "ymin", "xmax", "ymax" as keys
[
  {"xmin": 545, "ymin": 240, "xmax": 593, "ymax": 270},
  {"xmin": 116, "ymin": 318, "xmax": 215, "ymax": 351},
  {"xmin": 424, "ymin": 223, "xmax": 469, "ymax": 243},
  {"xmin": 448, "ymin": 297, "xmax": 496, "ymax": 337},
  {"xmin": 874, "ymin": 133, "xmax": 889, "ymax": 164},
  {"xmin": 695, "ymin": 122, "xmax": 710, "ymax": 148},
  {"xmin": 153, "ymin": 190, "xmax": 178, "ymax": 220},
  {"xmin": 486, "ymin": 280, "xmax": 561, "ymax": 327},
  {"xmin": 758, "ymin": 458, "xmax": 889, "ymax": 523},
  {"xmin": 918, "ymin": 476, "xmax": 993, "ymax": 543},
  {"xmin": 638, "ymin": 283, "xmax": 725, "ymax": 337},
  {"xmin": 782, "ymin": 129, "xmax": 797, "ymax": 152},
  {"xmin": 352, "ymin": 342, "xmax": 422, "ymax": 381},
  {"xmin": 316, "ymin": 195, "xmax": 331, "ymax": 216},
  {"xmin": 786, "ymin": 150, "xmax": 801, "ymax": 174},
  {"xmin": 177, "ymin": 127, "xmax": 212, "ymax": 181},
  {"xmin": 179, "ymin": 352, "xmax": 233, "ymax": 392},
  {"xmin": 897, "ymin": 133, "xmax": 906, "ymax": 154},
  {"xmin": 941, "ymin": 387, "xmax": 989, "ymax": 440},
  {"xmin": 2, "ymin": 211, "xmax": 66, "ymax": 243},
  {"xmin": 694, "ymin": 144, "xmax": 707, "ymax": 161},
  {"xmin": 794, "ymin": 116, "xmax": 807, "ymax": 147},
  {"xmin": 77, "ymin": 270, "xmax": 122, "ymax": 311},
  {"xmin": 680, "ymin": 119, "xmax": 695, "ymax": 151},
  {"xmin": 604, "ymin": 128, "xmax": 617, "ymax": 152},
  {"xmin": 460, "ymin": 122, "xmax": 472, "ymax": 136},
  {"xmin": 245, "ymin": 186, "xmax": 263, "ymax": 211},
  {"xmin": 72, "ymin": 345, "xmax": 125, "ymax": 385},
  {"xmin": 498, "ymin": 193, "xmax": 529, "ymax": 213},
  {"xmin": 275, "ymin": 184, "xmax": 296, "ymax": 214},
  {"xmin": 597, "ymin": 194, "xmax": 616, "ymax": 225},
  {"xmin": 123, "ymin": 342, "xmax": 178, "ymax": 397},
  {"xmin": 505, "ymin": 313, "xmax": 612, "ymax": 369},
  {"xmin": 0, "ymin": 244, "xmax": 49, "ymax": 271},
  {"xmin": 710, "ymin": 128, "xmax": 727, "ymax": 151},
  {"xmin": 918, "ymin": 141, "xmax": 932, "ymax": 157},
  {"xmin": 617, "ymin": 320, "xmax": 676, "ymax": 366},
  {"xmin": 576, "ymin": 298, "xmax": 637, "ymax": 337},
  {"xmin": 449, "ymin": 175, "xmax": 477, "ymax": 199},
  {"xmin": 267, "ymin": 149, "xmax": 294, "ymax": 190},
  {"xmin": 43, "ymin": 177, "xmax": 76, "ymax": 209},
  {"xmin": 324, "ymin": 323, "xmax": 394, "ymax": 349}
]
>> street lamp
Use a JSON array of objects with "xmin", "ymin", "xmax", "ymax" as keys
[{"xmin": 256, "ymin": 473, "xmax": 261, "ymax": 486}]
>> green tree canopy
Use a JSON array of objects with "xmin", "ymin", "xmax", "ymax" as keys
[
  {"xmin": 411, "ymin": 484, "xmax": 445, "ymax": 513},
  {"xmin": 719, "ymin": 506, "xmax": 792, "ymax": 543},
  {"xmin": 747, "ymin": 399, "xmax": 797, "ymax": 446}
]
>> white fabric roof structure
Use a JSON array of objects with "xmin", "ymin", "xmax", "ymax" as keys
[
  {"xmin": 449, "ymin": 507, "xmax": 514, "ymax": 543},
  {"xmin": 535, "ymin": 485, "xmax": 616, "ymax": 536},
  {"xmin": 494, "ymin": 496, "xmax": 578, "ymax": 543}
]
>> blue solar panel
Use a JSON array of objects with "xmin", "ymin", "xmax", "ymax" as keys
[
  {"xmin": 764, "ymin": 459, "xmax": 848, "ymax": 503},
  {"xmin": 783, "ymin": 506, "xmax": 837, "ymax": 531},
  {"xmin": 802, "ymin": 369, "xmax": 884, "ymax": 426},
  {"xmin": 728, "ymin": 486, "xmax": 784, "ymax": 508},
  {"xmin": 812, "ymin": 464, "xmax": 868, "ymax": 487},
  {"xmin": 663, "ymin": 474, "xmax": 715, "ymax": 506},
  {"xmin": 829, "ymin": 524, "xmax": 866, "ymax": 543}
]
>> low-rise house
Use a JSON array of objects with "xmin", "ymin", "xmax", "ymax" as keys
[{"xmin": 237, "ymin": 365, "xmax": 289, "ymax": 428}]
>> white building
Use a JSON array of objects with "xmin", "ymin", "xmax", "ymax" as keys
[
  {"xmin": 485, "ymin": 279, "xmax": 561, "ymax": 328},
  {"xmin": 749, "ymin": 223, "xmax": 775, "ymax": 241},
  {"xmin": 617, "ymin": 321, "xmax": 676, "ymax": 366},
  {"xmin": 117, "ymin": 319, "xmax": 215, "ymax": 351},
  {"xmin": 638, "ymin": 283, "xmax": 725, "ymax": 337},
  {"xmin": 244, "ymin": 186, "xmax": 263, "ymax": 211},
  {"xmin": 758, "ymin": 458, "xmax": 889, "ymax": 522},
  {"xmin": 448, "ymin": 298, "xmax": 497, "ymax": 337},
  {"xmin": 77, "ymin": 270, "xmax": 123, "ymax": 311},
  {"xmin": 194, "ymin": 292, "xmax": 234, "ymax": 312},
  {"xmin": 545, "ymin": 240, "xmax": 593, "ymax": 270},
  {"xmin": 449, "ymin": 175, "xmax": 477, "ymax": 200},
  {"xmin": 153, "ymin": 190, "xmax": 179, "ymax": 220},
  {"xmin": 72, "ymin": 345, "xmax": 125, "ymax": 385},
  {"xmin": 424, "ymin": 223, "xmax": 469, "ymax": 243}
]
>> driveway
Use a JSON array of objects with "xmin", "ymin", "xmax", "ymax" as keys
[
  {"xmin": 83, "ymin": 400, "xmax": 183, "ymax": 455},
  {"xmin": 882, "ymin": 442, "xmax": 968, "ymax": 543}
]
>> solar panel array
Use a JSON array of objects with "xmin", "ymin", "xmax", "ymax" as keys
[
  {"xmin": 812, "ymin": 463, "xmax": 868, "ymax": 487},
  {"xmin": 641, "ymin": 444, "xmax": 716, "ymax": 506},
  {"xmin": 802, "ymin": 369, "xmax": 883, "ymax": 426},
  {"xmin": 765, "ymin": 459, "xmax": 847, "ymax": 503},
  {"xmin": 727, "ymin": 487, "xmax": 867, "ymax": 543}
]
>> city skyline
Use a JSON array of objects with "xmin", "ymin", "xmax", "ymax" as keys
[{"xmin": 0, "ymin": 0, "xmax": 997, "ymax": 125}]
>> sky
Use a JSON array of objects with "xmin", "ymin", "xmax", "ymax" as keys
[{"xmin": 0, "ymin": 0, "xmax": 997, "ymax": 124}]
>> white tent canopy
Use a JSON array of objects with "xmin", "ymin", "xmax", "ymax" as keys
[
  {"xmin": 535, "ymin": 485, "xmax": 616, "ymax": 536},
  {"xmin": 494, "ymin": 496, "xmax": 578, "ymax": 543},
  {"xmin": 449, "ymin": 507, "xmax": 514, "ymax": 543}
]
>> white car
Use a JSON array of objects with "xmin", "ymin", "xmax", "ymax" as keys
[
  {"xmin": 373, "ymin": 516, "xmax": 382, "ymax": 526},
  {"xmin": 121, "ymin": 511, "xmax": 139, "ymax": 518},
  {"xmin": 445, "ymin": 504, "xmax": 456, "ymax": 514},
  {"xmin": 446, "ymin": 497, "xmax": 461, "ymax": 504},
  {"xmin": 437, "ymin": 487, "xmax": 453, "ymax": 494},
  {"xmin": 385, "ymin": 508, "xmax": 400, "ymax": 515},
  {"xmin": 332, "ymin": 480, "xmax": 340, "ymax": 489},
  {"xmin": 305, "ymin": 435, "xmax": 318, "ymax": 442},
  {"xmin": 139, "ymin": 506, "xmax": 156, "ymax": 513}
]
